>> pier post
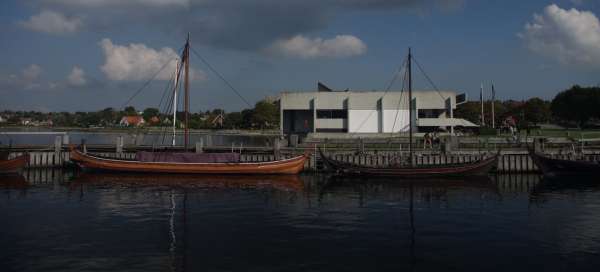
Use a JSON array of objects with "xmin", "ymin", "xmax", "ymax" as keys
[
  {"xmin": 116, "ymin": 136, "xmax": 123, "ymax": 154},
  {"xmin": 62, "ymin": 134, "xmax": 69, "ymax": 145},
  {"xmin": 196, "ymin": 139, "xmax": 204, "ymax": 153},
  {"xmin": 54, "ymin": 136, "xmax": 62, "ymax": 154},
  {"xmin": 274, "ymin": 138, "xmax": 281, "ymax": 160},
  {"xmin": 81, "ymin": 139, "xmax": 87, "ymax": 154}
]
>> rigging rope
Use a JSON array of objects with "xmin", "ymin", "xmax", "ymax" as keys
[
  {"xmin": 189, "ymin": 46, "xmax": 253, "ymax": 108},
  {"xmin": 412, "ymin": 56, "xmax": 447, "ymax": 102},
  {"xmin": 120, "ymin": 58, "xmax": 176, "ymax": 109},
  {"xmin": 351, "ymin": 57, "xmax": 408, "ymax": 134}
]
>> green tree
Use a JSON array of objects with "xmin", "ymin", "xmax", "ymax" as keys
[
  {"xmin": 123, "ymin": 106, "xmax": 137, "ymax": 116},
  {"xmin": 551, "ymin": 85, "xmax": 600, "ymax": 127},
  {"xmin": 523, "ymin": 97, "xmax": 551, "ymax": 125},
  {"xmin": 142, "ymin": 108, "xmax": 160, "ymax": 122},
  {"xmin": 251, "ymin": 100, "xmax": 278, "ymax": 129}
]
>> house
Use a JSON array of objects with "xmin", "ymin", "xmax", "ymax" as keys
[
  {"xmin": 119, "ymin": 116, "xmax": 145, "ymax": 127},
  {"xmin": 20, "ymin": 118, "xmax": 33, "ymax": 126}
]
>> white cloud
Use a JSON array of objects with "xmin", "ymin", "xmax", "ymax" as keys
[
  {"xmin": 67, "ymin": 66, "xmax": 87, "ymax": 86},
  {"xmin": 99, "ymin": 38, "xmax": 205, "ymax": 81},
  {"xmin": 22, "ymin": 64, "xmax": 42, "ymax": 82},
  {"xmin": 520, "ymin": 4, "xmax": 600, "ymax": 66},
  {"xmin": 268, "ymin": 35, "xmax": 367, "ymax": 59},
  {"xmin": 20, "ymin": 10, "xmax": 83, "ymax": 34},
  {"xmin": 0, "ymin": 64, "xmax": 44, "ymax": 90}
]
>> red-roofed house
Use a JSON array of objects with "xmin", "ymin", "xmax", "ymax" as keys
[{"xmin": 119, "ymin": 116, "xmax": 145, "ymax": 127}]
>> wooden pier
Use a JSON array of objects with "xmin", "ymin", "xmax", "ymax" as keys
[{"xmin": 4, "ymin": 134, "xmax": 600, "ymax": 174}]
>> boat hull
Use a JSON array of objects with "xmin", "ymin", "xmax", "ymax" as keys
[
  {"xmin": 70, "ymin": 150, "xmax": 307, "ymax": 175},
  {"xmin": 319, "ymin": 150, "xmax": 497, "ymax": 178},
  {"xmin": 0, "ymin": 154, "xmax": 29, "ymax": 174},
  {"xmin": 530, "ymin": 151, "xmax": 600, "ymax": 177}
]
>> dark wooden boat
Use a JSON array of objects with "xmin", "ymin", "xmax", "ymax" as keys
[
  {"xmin": 529, "ymin": 150, "xmax": 600, "ymax": 177},
  {"xmin": 319, "ymin": 149, "xmax": 497, "ymax": 178},
  {"xmin": 71, "ymin": 148, "xmax": 307, "ymax": 175},
  {"xmin": 70, "ymin": 35, "xmax": 308, "ymax": 175},
  {"xmin": 0, "ymin": 154, "xmax": 29, "ymax": 174},
  {"xmin": 318, "ymin": 49, "xmax": 498, "ymax": 178}
]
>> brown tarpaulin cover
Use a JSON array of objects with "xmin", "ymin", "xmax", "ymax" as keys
[{"xmin": 136, "ymin": 151, "xmax": 240, "ymax": 163}]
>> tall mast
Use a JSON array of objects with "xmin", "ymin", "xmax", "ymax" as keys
[
  {"xmin": 172, "ymin": 59, "xmax": 180, "ymax": 147},
  {"xmin": 184, "ymin": 33, "xmax": 190, "ymax": 151},
  {"xmin": 408, "ymin": 48, "xmax": 413, "ymax": 164}
]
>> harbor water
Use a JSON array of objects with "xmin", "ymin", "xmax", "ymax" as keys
[{"xmin": 1, "ymin": 171, "xmax": 600, "ymax": 271}]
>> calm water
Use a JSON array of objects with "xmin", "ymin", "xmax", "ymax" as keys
[{"xmin": 1, "ymin": 171, "xmax": 600, "ymax": 271}]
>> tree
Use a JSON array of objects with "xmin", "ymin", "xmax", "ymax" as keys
[
  {"xmin": 251, "ymin": 100, "xmax": 278, "ymax": 129},
  {"xmin": 523, "ymin": 97, "xmax": 551, "ymax": 125},
  {"xmin": 551, "ymin": 85, "xmax": 600, "ymax": 127},
  {"xmin": 454, "ymin": 101, "xmax": 481, "ymax": 124},
  {"xmin": 142, "ymin": 108, "xmax": 160, "ymax": 122},
  {"xmin": 224, "ymin": 112, "xmax": 243, "ymax": 129},
  {"xmin": 123, "ymin": 106, "xmax": 137, "ymax": 116}
]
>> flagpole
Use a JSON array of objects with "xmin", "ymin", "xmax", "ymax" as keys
[{"xmin": 491, "ymin": 82, "xmax": 495, "ymax": 129}]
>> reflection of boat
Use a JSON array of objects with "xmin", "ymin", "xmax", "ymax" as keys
[
  {"xmin": 70, "ymin": 172, "xmax": 304, "ymax": 191},
  {"xmin": 529, "ymin": 150, "xmax": 600, "ymax": 177},
  {"xmin": 318, "ymin": 49, "xmax": 497, "ymax": 178},
  {"xmin": 70, "ymin": 35, "xmax": 308, "ymax": 175},
  {"xmin": 326, "ymin": 175, "xmax": 497, "ymax": 189},
  {"xmin": 320, "ymin": 148, "xmax": 498, "ymax": 178},
  {"xmin": 0, "ymin": 174, "xmax": 28, "ymax": 189},
  {"xmin": 0, "ymin": 154, "xmax": 29, "ymax": 174}
]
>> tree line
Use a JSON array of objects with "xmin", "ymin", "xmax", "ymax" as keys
[
  {"xmin": 0, "ymin": 99, "xmax": 279, "ymax": 130},
  {"xmin": 454, "ymin": 85, "xmax": 600, "ymax": 128}
]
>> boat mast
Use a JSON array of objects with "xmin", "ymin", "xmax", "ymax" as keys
[
  {"xmin": 184, "ymin": 34, "xmax": 190, "ymax": 151},
  {"xmin": 172, "ymin": 59, "xmax": 180, "ymax": 147},
  {"xmin": 408, "ymin": 48, "xmax": 413, "ymax": 165}
]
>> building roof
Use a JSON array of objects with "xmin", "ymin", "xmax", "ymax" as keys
[
  {"xmin": 120, "ymin": 116, "xmax": 145, "ymax": 125},
  {"xmin": 417, "ymin": 118, "xmax": 478, "ymax": 127},
  {"xmin": 280, "ymin": 90, "xmax": 459, "ymax": 111}
]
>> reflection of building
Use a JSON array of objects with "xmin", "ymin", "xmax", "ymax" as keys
[{"xmin": 280, "ymin": 89, "xmax": 476, "ymax": 136}]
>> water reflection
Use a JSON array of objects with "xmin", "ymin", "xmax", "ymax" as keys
[{"xmin": 2, "ymin": 170, "xmax": 600, "ymax": 271}]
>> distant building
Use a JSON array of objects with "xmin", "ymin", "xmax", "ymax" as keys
[
  {"xmin": 20, "ymin": 118, "xmax": 33, "ymax": 126},
  {"xmin": 119, "ymin": 116, "xmax": 145, "ymax": 127},
  {"xmin": 279, "ymin": 88, "xmax": 476, "ymax": 136},
  {"xmin": 0, "ymin": 116, "xmax": 6, "ymax": 123}
]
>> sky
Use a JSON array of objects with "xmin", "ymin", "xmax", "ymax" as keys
[{"xmin": 1, "ymin": 0, "xmax": 600, "ymax": 112}]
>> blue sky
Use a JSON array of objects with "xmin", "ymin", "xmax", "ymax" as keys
[{"xmin": 1, "ymin": 0, "xmax": 599, "ymax": 112}]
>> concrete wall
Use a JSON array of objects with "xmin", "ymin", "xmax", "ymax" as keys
[
  {"xmin": 382, "ymin": 109, "xmax": 410, "ymax": 132},
  {"xmin": 349, "ymin": 110, "xmax": 380, "ymax": 133}
]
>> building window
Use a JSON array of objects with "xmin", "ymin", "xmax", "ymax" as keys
[
  {"xmin": 317, "ymin": 109, "xmax": 347, "ymax": 119},
  {"xmin": 418, "ymin": 109, "xmax": 445, "ymax": 118}
]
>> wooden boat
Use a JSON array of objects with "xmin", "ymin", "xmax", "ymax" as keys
[
  {"xmin": 69, "ymin": 35, "xmax": 308, "ymax": 175},
  {"xmin": 318, "ymin": 48, "xmax": 498, "ymax": 178},
  {"xmin": 319, "ymin": 149, "xmax": 497, "ymax": 178},
  {"xmin": 529, "ymin": 150, "xmax": 600, "ymax": 177},
  {"xmin": 0, "ymin": 154, "xmax": 29, "ymax": 174},
  {"xmin": 71, "ymin": 148, "xmax": 307, "ymax": 175}
]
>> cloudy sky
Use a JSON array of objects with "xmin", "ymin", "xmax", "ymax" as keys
[{"xmin": 1, "ymin": 0, "xmax": 600, "ymax": 112}]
